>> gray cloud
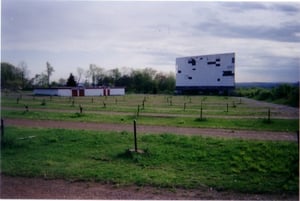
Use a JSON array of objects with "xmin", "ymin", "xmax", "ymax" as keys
[
  {"xmin": 1, "ymin": 0, "xmax": 299, "ymax": 82},
  {"xmin": 196, "ymin": 20, "xmax": 300, "ymax": 42}
]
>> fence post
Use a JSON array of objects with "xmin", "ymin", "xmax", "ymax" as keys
[
  {"xmin": 1, "ymin": 119, "xmax": 4, "ymax": 147},
  {"xmin": 268, "ymin": 108, "xmax": 271, "ymax": 123},
  {"xmin": 297, "ymin": 130, "xmax": 299, "ymax": 151},
  {"xmin": 134, "ymin": 120, "xmax": 137, "ymax": 152},
  {"xmin": 200, "ymin": 107, "xmax": 203, "ymax": 120},
  {"xmin": 137, "ymin": 105, "xmax": 140, "ymax": 117},
  {"xmin": 79, "ymin": 104, "xmax": 83, "ymax": 114}
]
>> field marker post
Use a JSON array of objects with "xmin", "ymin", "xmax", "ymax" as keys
[
  {"xmin": 134, "ymin": 120, "xmax": 138, "ymax": 152},
  {"xmin": 137, "ymin": 105, "xmax": 140, "ymax": 117},
  {"xmin": 79, "ymin": 104, "xmax": 83, "ymax": 114},
  {"xmin": 297, "ymin": 130, "xmax": 299, "ymax": 151},
  {"xmin": 200, "ymin": 107, "xmax": 203, "ymax": 120},
  {"xmin": 1, "ymin": 119, "xmax": 4, "ymax": 147},
  {"xmin": 24, "ymin": 105, "xmax": 29, "ymax": 112},
  {"xmin": 267, "ymin": 108, "xmax": 271, "ymax": 123}
]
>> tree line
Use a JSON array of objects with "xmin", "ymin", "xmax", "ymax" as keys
[
  {"xmin": 235, "ymin": 84, "xmax": 299, "ymax": 107},
  {"xmin": 1, "ymin": 62, "xmax": 175, "ymax": 94}
]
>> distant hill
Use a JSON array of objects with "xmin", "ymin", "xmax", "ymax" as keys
[{"xmin": 236, "ymin": 82, "xmax": 299, "ymax": 88}]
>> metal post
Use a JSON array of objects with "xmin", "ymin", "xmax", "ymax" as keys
[
  {"xmin": 79, "ymin": 105, "xmax": 83, "ymax": 114},
  {"xmin": 268, "ymin": 108, "xmax": 271, "ymax": 122},
  {"xmin": 137, "ymin": 105, "xmax": 140, "ymax": 117},
  {"xmin": 200, "ymin": 107, "xmax": 203, "ymax": 120},
  {"xmin": 297, "ymin": 131, "xmax": 299, "ymax": 151},
  {"xmin": 134, "ymin": 120, "xmax": 137, "ymax": 152},
  {"xmin": 1, "ymin": 119, "xmax": 4, "ymax": 147}
]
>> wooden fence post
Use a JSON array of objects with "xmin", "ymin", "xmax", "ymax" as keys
[
  {"xmin": 137, "ymin": 105, "xmax": 140, "ymax": 117},
  {"xmin": 134, "ymin": 120, "xmax": 138, "ymax": 152},
  {"xmin": 200, "ymin": 107, "xmax": 203, "ymax": 120},
  {"xmin": 1, "ymin": 119, "xmax": 4, "ymax": 147}
]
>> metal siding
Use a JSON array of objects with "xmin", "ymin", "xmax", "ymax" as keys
[
  {"xmin": 85, "ymin": 89, "xmax": 103, "ymax": 96},
  {"xmin": 58, "ymin": 89, "xmax": 71, "ymax": 96},
  {"xmin": 110, "ymin": 88, "xmax": 125, "ymax": 96}
]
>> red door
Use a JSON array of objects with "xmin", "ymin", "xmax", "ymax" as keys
[
  {"xmin": 79, "ymin": 89, "xmax": 85, "ymax": 96},
  {"xmin": 103, "ymin": 88, "xmax": 107, "ymax": 96},
  {"xmin": 72, "ymin": 89, "xmax": 78, "ymax": 97}
]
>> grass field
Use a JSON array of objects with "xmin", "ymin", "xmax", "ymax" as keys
[
  {"xmin": 2, "ymin": 126, "xmax": 298, "ymax": 194},
  {"xmin": 1, "ymin": 93, "xmax": 299, "ymax": 132},
  {"xmin": 1, "ymin": 92, "xmax": 299, "ymax": 195}
]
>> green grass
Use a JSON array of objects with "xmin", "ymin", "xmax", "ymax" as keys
[
  {"xmin": 2, "ymin": 109, "xmax": 298, "ymax": 132},
  {"xmin": 2, "ymin": 126, "xmax": 298, "ymax": 194},
  {"xmin": 1, "ymin": 94, "xmax": 285, "ymax": 116}
]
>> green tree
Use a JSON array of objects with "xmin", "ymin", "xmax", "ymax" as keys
[
  {"xmin": 66, "ymin": 73, "xmax": 77, "ymax": 87},
  {"xmin": 1, "ymin": 62, "xmax": 23, "ymax": 89}
]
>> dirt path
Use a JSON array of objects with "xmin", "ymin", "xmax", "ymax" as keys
[
  {"xmin": 4, "ymin": 118, "xmax": 298, "ymax": 141},
  {"xmin": 1, "ymin": 174, "xmax": 298, "ymax": 200}
]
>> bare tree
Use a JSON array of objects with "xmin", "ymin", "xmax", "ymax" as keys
[
  {"xmin": 18, "ymin": 61, "xmax": 29, "ymax": 89},
  {"xmin": 46, "ymin": 62, "xmax": 54, "ymax": 87},
  {"xmin": 76, "ymin": 67, "xmax": 84, "ymax": 84},
  {"xmin": 87, "ymin": 64, "xmax": 104, "ymax": 86}
]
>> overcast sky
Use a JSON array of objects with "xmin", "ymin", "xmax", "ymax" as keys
[{"xmin": 1, "ymin": 0, "xmax": 300, "ymax": 82}]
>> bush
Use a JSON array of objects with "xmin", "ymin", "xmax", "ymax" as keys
[{"xmin": 236, "ymin": 84, "xmax": 299, "ymax": 107}]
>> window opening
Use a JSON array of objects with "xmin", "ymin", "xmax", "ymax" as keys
[
  {"xmin": 188, "ymin": 58, "xmax": 196, "ymax": 66},
  {"xmin": 223, "ymin": 71, "xmax": 234, "ymax": 76}
]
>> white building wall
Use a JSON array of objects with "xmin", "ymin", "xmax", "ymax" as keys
[
  {"xmin": 57, "ymin": 89, "xmax": 72, "ymax": 96},
  {"xmin": 176, "ymin": 53, "xmax": 235, "ymax": 88},
  {"xmin": 110, "ymin": 88, "xmax": 125, "ymax": 96},
  {"xmin": 85, "ymin": 88, "xmax": 103, "ymax": 96},
  {"xmin": 34, "ymin": 87, "xmax": 125, "ymax": 96}
]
